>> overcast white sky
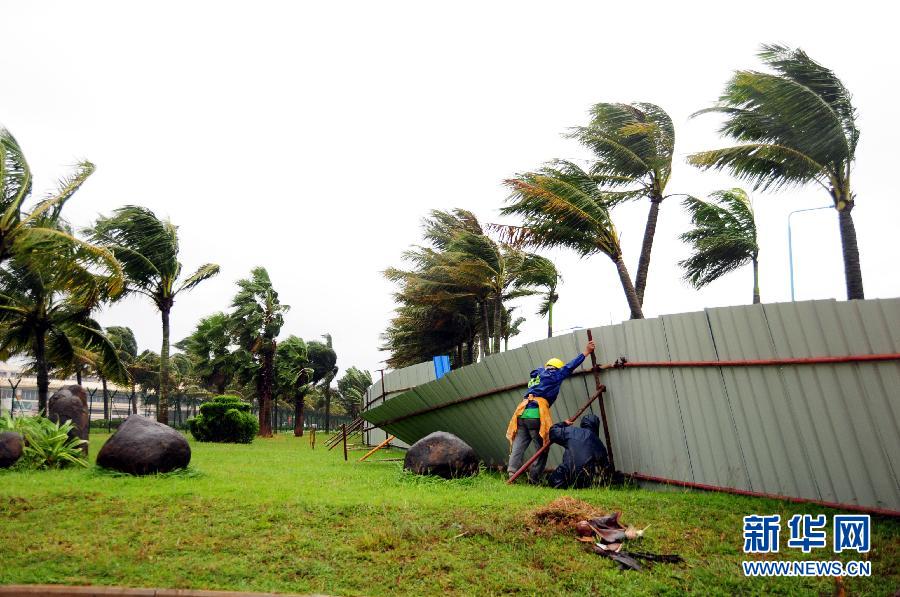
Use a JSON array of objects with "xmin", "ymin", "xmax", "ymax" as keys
[{"xmin": 2, "ymin": 1, "xmax": 898, "ymax": 376}]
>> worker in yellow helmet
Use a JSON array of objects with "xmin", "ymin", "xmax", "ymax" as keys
[{"xmin": 506, "ymin": 339, "xmax": 595, "ymax": 483}]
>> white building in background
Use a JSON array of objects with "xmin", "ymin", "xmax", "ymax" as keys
[{"xmin": 0, "ymin": 360, "xmax": 132, "ymax": 418}]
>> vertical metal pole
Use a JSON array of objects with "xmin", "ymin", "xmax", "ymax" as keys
[
  {"xmin": 341, "ymin": 424, "xmax": 348, "ymax": 461},
  {"xmin": 788, "ymin": 213, "xmax": 795, "ymax": 302},
  {"xmin": 586, "ymin": 329, "xmax": 615, "ymax": 471}
]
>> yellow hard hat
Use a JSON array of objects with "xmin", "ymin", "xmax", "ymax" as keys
[{"xmin": 545, "ymin": 358, "xmax": 565, "ymax": 369}]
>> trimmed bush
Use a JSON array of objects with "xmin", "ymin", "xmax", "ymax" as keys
[{"xmin": 188, "ymin": 395, "xmax": 258, "ymax": 443}]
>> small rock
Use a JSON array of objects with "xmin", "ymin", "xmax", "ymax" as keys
[
  {"xmin": 404, "ymin": 431, "xmax": 479, "ymax": 478},
  {"xmin": 48, "ymin": 385, "xmax": 89, "ymax": 454},
  {"xmin": 96, "ymin": 415, "xmax": 191, "ymax": 475},
  {"xmin": 0, "ymin": 431, "xmax": 23, "ymax": 468}
]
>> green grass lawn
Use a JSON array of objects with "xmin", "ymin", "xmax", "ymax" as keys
[{"xmin": 1, "ymin": 433, "xmax": 897, "ymax": 596}]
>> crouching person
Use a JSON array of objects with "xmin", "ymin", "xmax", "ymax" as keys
[{"xmin": 547, "ymin": 414, "xmax": 609, "ymax": 489}]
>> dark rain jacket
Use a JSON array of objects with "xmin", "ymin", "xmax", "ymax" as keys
[
  {"xmin": 522, "ymin": 353, "xmax": 585, "ymax": 408},
  {"xmin": 547, "ymin": 414, "xmax": 609, "ymax": 489}
]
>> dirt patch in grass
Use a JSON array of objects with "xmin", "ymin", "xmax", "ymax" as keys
[{"xmin": 527, "ymin": 496, "xmax": 606, "ymax": 534}]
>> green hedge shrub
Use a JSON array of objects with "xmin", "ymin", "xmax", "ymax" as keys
[{"xmin": 188, "ymin": 395, "xmax": 258, "ymax": 443}]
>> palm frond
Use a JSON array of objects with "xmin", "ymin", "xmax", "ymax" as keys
[
  {"xmin": 687, "ymin": 145, "xmax": 829, "ymax": 192},
  {"xmin": 0, "ymin": 127, "xmax": 33, "ymax": 224},
  {"xmin": 176, "ymin": 263, "xmax": 220, "ymax": 295}
]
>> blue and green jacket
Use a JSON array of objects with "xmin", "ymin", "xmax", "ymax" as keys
[{"xmin": 520, "ymin": 353, "xmax": 585, "ymax": 416}]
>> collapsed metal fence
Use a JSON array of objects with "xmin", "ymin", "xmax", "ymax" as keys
[{"xmin": 363, "ymin": 298, "xmax": 900, "ymax": 515}]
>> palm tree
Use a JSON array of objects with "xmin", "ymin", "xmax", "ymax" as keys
[
  {"xmin": 229, "ymin": 267, "xmax": 288, "ymax": 437},
  {"xmin": 500, "ymin": 307, "xmax": 526, "ymax": 351},
  {"xmin": 679, "ymin": 189, "xmax": 761, "ymax": 304},
  {"xmin": 688, "ymin": 44, "xmax": 864, "ymax": 299},
  {"xmin": 0, "ymin": 256, "xmax": 125, "ymax": 414},
  {"xmin": 513, "ymin": 254, "xmax": 560, "ymax": 337},
  {"xmin": 438, "ymin": 232, "xmax": 534, "ymax": 355},
  {"xmin": 176, "ymin": 312, "xmax": 240, "ymax": 394},
  {"xmin": 88, "ymin": 206, "xmax": 220, "ymax": 425},
  {"xmin": 336, "ymin": 367, "xmax": 372, "ymax": 420},
  {"xmin": 106, "ymin": 326, "xmax": 138, "ymax": 414},
  {"xmin": 569, "ymin": 103, "xmax": 675, "ymax": 305},
  {"xmin": 167, "ymin": 352, "xmax": 200, "ymax": 426},
  {"xmin": 500, "ymin": 162, "xmax": 644, "ymax": 319},
  {"xmin": 274, "ymin": 335, "xmax": 313, "ymax": 436},
  {"xmin": 132, "ymin": 350, "xmax": 160, "ymax": 416},
  {"xmin": 306, "ymin": 336, "xmax": 337, "ymax": 431}
]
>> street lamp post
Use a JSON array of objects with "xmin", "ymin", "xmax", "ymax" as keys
[{"xmin": 788, "ymin": 205, "xmax": 833, "ymax": 301}]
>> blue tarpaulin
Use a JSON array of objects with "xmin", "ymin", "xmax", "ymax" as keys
[{"xmin": 432, "ymin": 355, "xmax": 451, "ymax": 379}]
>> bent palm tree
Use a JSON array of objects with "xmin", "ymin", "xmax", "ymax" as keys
[
  {"xmin": 176, "ymin": 312, "xmax": 240, "ymax": 395},
  {"xmin": 499, "ymin": 162, "xmax": 644, "ymax": 319},
  {"xmin": 106, "ymin": 326, "xmax": 139, "ymax": 413},
  {"xmin": 679, "ymin": 189, "xmax": 760, "ymax": 303},
  {"xmin": 307, "ymin": 336, "xmax": 337, "ymax": 431},
  {"xmin": 274, "ymin": 335, "xmax": 313, "ymax": 436},
  {"xmin": 230, "ymin": 267, "xmax": 288, "ymax": 437},
  {"xmin": 88, "ymin": 206, "xmax": 220, "ymax": 425},
  {"xmin": 336, "ymin": 367, "xmax": 372, "ymax": 420},
  {"xmin": 688, "ymin": 44, "xmax": 864, "ymax": 299},
  {"xmin": 569, "ymin": 103, "xmax": 675, "ymax": 305},
  {"xmin": 513, "ymin": 254, "xmax": 560, "ymax": 337}
]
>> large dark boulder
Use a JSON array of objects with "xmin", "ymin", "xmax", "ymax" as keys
[
  {"xmin": 404, "ymin": 431, "xmax": 479, "ymax": 478},
  {"xmin": 48, "ymin": 385, "xmax": 89, "ymax": 454},
  {"xmin": 0, "ymin": 431, "xmax": 23, "ymax": 468},
  {"xmin": 96, "ymin": 415, "xmax": 191, "ymax": 475}
]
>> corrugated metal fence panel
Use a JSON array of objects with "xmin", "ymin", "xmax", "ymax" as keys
[
  {"xmin": 762, "ymin": 300, "xmax": 900, "ymax": 511},
  {"xmin": 361, "ymin": 299, "xmax": 900, "ymax": 512},
  {"xmin": 363, "ymin": 360, "xmax": 437, "ymax": 448},
  {"xmin": 594, "ymin": 319, "xmax": 694, "ymax": 483},
  {"xmin": 705, "ymin": 304, "xmax": 820, "ymax": 501},
  {"xmin": 662, "ymin": 311, "xmax": 749, "ymax": 490}
]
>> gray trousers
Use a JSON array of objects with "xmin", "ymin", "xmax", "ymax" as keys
[{"xmin": 507, "ymin": 418, "xmax": 548, "ymax": 483}]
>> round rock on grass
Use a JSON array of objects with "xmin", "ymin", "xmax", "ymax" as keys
[
  {"xmin": 0, "ymin": 431, "xmax": 24, "ymax": 468},
  {"xmin": 403, "ymin": 431, "xmax": 479, "ymax": 478},
  {"xmin": 96, "ymin": 415, "xmax": 191, "ymax": 475},
  {"xmin": 48, "ymin": 385, "xmax": 89, "ymax": 454}
]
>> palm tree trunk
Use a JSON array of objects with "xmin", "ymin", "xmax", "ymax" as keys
[
  {"xmin": 130, "ymin": 384, "xmax": 137, "ymax": 414},
  {"xmin": 76, "ymin": 369, "xmax": 82, "ymax": 386},
  {"xmin": 547, "ymin": 299, "xmax": 553, "ymax": 338},
  {"xmin": 480, "ymin": 300, "xmax": 491, "ymax": 357},
  {"xmin": 752, "ymin": 256, "xmax": 761, "ymax": 304},
  {"xmin": 294, "ymin": 392, "xmax": 305, "ymax": 437},
  {"xmin": 634, "ymin": 196, "xmax": 662, "ymax": 306},
  {"xmin": 159, "ymin": 305, "xmax": 171, "ymax": 425},
  {"xmin": 492, "ymin": 296, "xmax": 502, "ymax": 354},
  {"xmin": 466, "ymin": 339, "xmax": 474, "ymax": 365},
  {"xmin": 258, "ymin": 348, "xmax": 274, "ymax": 437},
  {"xmin": 837, "ymin": 205, "xmax": 865, "ymax": 300},
  {"xmin": 612, "ymin": 254, "xmax": 644, "ymax": 319},
  {"xmin": 102, "ymin": 377, "xmax": 109, "ymax": 420},
  {"xmin": 35, "ymin": 330, "xmax": 49, "ymax": 415}
]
